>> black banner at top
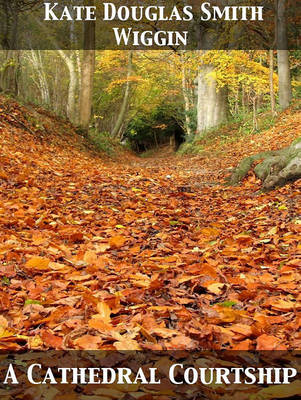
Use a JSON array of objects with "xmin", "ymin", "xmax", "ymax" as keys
[{"xmin": 0, "ymin": 0, "xmax": 300, "ymax": 50}]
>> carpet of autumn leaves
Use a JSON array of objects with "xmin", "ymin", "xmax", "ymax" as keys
[{"xmin": 0, "ymin": 96, "xmax": 300, "ymax": 352}]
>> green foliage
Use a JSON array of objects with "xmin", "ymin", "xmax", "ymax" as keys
[
  {"xmin": 24, "ymin": 299, "xmax": 41, "ymax": 306},
  {"xmin": 217, "ymin": 301, "xmax": 237, "ymax": 308},
  {"xmin": 88, "ymin": 130, "xmax": 116, "ymax": 156},
  {"xmin": 178, "ymin": 107, "xmax": 279, "ymax": 156},
  {"xmin": 293, "ymin": 84, "xmax": 301, "ymax": 101},
  {"xmin": 139, "ymin": 149, "xmax": 157, "ymax": 158},
  {"xmin": 125, "ymin": 104, "xmax": 184, "ymax": 152},
  {"xmin": 177, "ymin": 141, "xmax": 204, "ymax": 155},
  {"xmin": 1, "ymin": 276, "xmax": 10, "ymax": 286},
  {"xmin": 185, "ymin": 106, "xmax": 197, "ymax": 135}
]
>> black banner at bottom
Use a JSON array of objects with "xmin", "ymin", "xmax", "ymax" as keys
[{"xmin": 0, "ymin": 351, "xmax": 300, "ymax": 399}]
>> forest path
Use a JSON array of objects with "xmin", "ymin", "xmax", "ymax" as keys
[
  {"xmin": 131, "ymin": 147, "xmax": 223, "ymax": 191},
  {"xmin": 0, "ymin": 101, "xmax": 300, "ymax": 352}
]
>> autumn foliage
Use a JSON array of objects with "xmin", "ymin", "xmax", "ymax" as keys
[{"xmin": 0, "ymin": 96, "xmax": 300, "ymax": 355}]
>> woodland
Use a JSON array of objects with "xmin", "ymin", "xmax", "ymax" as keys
[{"xmin": 0, "ymin": 1, "xmax": 300, "ymax": 399}]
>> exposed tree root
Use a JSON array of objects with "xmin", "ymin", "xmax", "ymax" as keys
[{"xmin": 229, "ymin": 138, "xmax": 301, "ymax": 191}]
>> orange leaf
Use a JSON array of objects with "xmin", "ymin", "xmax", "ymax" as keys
[
  {"xmin": 114, "ymin": 339, "xmax": 141, "ymax": 350},
  {"xmin": 256, "ymin": 334, "xmax": 287, "ymax": 350},
  {"xmin": 230, "ymin": 324, "xmax": 253, "ymax": 337},
  {"xmin": 109, "ymin": 235, "xmax": 127, "ymax": 249},
  {"xmin": 25, "ymin": 256, "xmax": 50, "ymax": 270},
  {"xmin": 74, "ymin": 335, "xmax": 102, "ymax": 350},
  {"xmin": 232, "ymin": 339, "xmax": 252, "ymax": 350},
  {"xmin": 96, "ymin": 302, "xmax": 112, "ymax": 323},
  {"xmin": 89, "ymin": 318, "xmax": 112, "ymax": 332},
  {"xmin": 40, "ymin": 330, "xmax": 63, "ymax": 349},
  {"xmin": 270, "ymin": 298, "xmax": 299, "ymax": 311}
]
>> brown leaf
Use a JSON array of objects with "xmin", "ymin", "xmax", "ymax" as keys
[{"xmin": 40, "ymin": 330, "xmax": 63, "ymax": 349}]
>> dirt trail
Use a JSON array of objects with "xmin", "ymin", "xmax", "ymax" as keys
[{"xmin": 0, "ymin": 99, "xmax": 300, "ymax": 351}]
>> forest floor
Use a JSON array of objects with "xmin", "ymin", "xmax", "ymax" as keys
[{"xmin": 0, "ymin": 96, "xmax": 300, "ymax": 353}]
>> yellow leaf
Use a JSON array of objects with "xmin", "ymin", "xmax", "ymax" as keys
[
  {"xmin": 267, "ymin": 226, "xmax": 278, "ymax": 235},
  {"xmin": 28, "ymin": 335, "xmax": 43, "ymax": 349},
  {"xmin": 207, "ymin": 282, "xmax": 225, "ymax": 295},
  {"xmin": 0, "ymin": 327, "xmax": 15, "ymax": 338}
]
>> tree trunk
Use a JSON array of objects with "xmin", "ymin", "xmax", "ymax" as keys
[
  {"xmin": 180, "ymin": 52, "xmax": 193, "ymax": 136},
  {"xmin": 277, "ymin": 50, "xmax": 292, "ymax": 110},
  {"xmin": 79, "ymin": 3, "xmax": 95, "ymax": 133},
  {"xmin": 197, "ymin": 64, "xmax": 228, "ymax": 136},
  {"xmin": 57, "ymin": 50, "xmax": 78, "ymax": 124},
  {"xmin": 28, "ymin": 50, "xmax": 50, "ymax": 106},
  {"xmin": 241, "ymin": 85, "xmax": 246, "ymax": 114},
  {"xmin": 0, "ymin": 50, "xmax": 20, "ymax": 95},
  {"xmin": 276, "ymin": 0, "xmax": 292, "ymax": 110},
  {"xmin": 269, "ymin": 50, "xmax": 277, "ymax": 116},
  {"xmin": 252, "ymin": 96, "xmax": 258, "ymax": 131},
  {"xmin": 170, "ymin": 134, "xmax": 176, "ymax": 151},
  {"xmin": 229, "ymin": 138, "xmax": 301, "ymax": 191},
  {"xmin": 35, "ymin": 19, "xmax": 80, "ymax": 123},
  {"xmin": 111, "ymin": 51, "xmax": 133, "ymax": 139}
]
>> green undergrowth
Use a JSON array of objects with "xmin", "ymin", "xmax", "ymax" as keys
[
  {"xmin": 178, "ymin": 107, "xmax": 288, "ymax": 156},
  {"xmin": 88, "ymin": 130, "xmax": 117, "ymax": 156},
  {"xmin": 88, "ymin": 130, "xmax": 131, "ymax": 158},
  {"xmin": 139, "ymin": 149, "xmax": 159, "ymax": 158}
]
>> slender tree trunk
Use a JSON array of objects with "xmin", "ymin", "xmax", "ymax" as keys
[
  {"xmin": 252, "ymin": 96, "xmax": 258, "ymax": 131},
  {"xmin": 241, "ymin": 85, "xmax": 246, "ymax": 114},
  {"xmin": 154, "ymin": 131, "xmax": 159, "ymax": 148},
  {"xmin": 29, "ymin": 50, "xmax": 50, "ymax": 106},
  {"xmin": 57, "ymin": 50, "xmax": 78, "ymax": 124},
  {"xmin": 35, "ymin": 19, "xmax": 80, "ymax": 123},
  {"xmin": 269, "ymin": 50, "xmax": 277, "ymax": 116},
  {"xmin": 111, "ymin": 51, "xmax": 133, "ymax": 139},
  {"xmin": 76, "ymin": 50, "xmax": 82, "ymax": 94},
  {"xmin": 276, "ymin": 0, "xmax": 292, "ymax": 109},
  {"xmin": 234, "ymin": 89, "xmax": 239, "ymax": 115},
  {"xmin": 197, "ymin": 64, "xmax": 228, "ymax": 135},
  {"xmin": 79, "ymin": 3, "xmax": 95, "ymax": 133},
  {"xmin": 180, "ymin": 53, "xmax": 193, "ymax": 136},
  {"xmin": 170, "ymin": 134, "xmax": 176, "ymax": 151}
]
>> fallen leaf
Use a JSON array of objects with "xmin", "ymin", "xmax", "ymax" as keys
[
  {"xmin": 256, "ymin": 334, "xmax": 287, "ymax": 350},
  {"xmin": 25, "ymin": 256, "xmax": 50, "ymax": 270},
  {"xmin": 109, "ymin": 235, "xmax": 127, "ymax": 249}
]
